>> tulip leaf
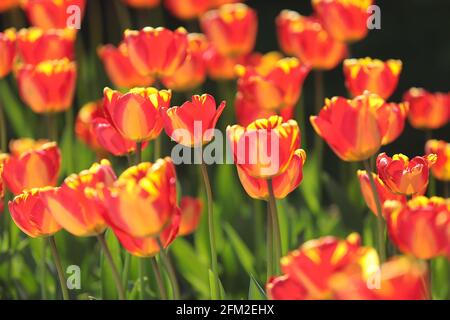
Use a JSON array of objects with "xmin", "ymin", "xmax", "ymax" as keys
[
  {"xmin": 248, "ymin": 274, "xmax": 266, "ymax": 300},
  {"xmin": 100, "ymin": 230, "xmax": 123, "ymax": 300},
  {"xmin": 298, "ymin": 150, "xmax": 321, "ymax": 215},
  {"xmin": 224, "ymin": 223, "xmax": 255, "ymax": 275}
]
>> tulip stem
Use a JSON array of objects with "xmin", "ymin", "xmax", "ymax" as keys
[
  {"xmin": 47, "ymin": 236, "xmax": 69, "ymax": 300},
  {"xmin": 363, "ymin": 159, "xmax": 386, "ymax": 263},
  {"xmin": 40, "ymin": 239, "xmax": 47, "ymax": 300},
  {"xmin": 97, "ymin": 233, "xmax": 126, "ymax": 300},
  {"xmin": 313, "ymin": 70, "xmax": 325, "ymax": 198},
  {"xmin": 47, "ymin": 113, "xmax": 58, "ymax": 142},
  {"xmin": 138, "ymin": 258, "xmax": 145, "ymax": 299},
  {"xmin": 267, "ymin": 179, "xmax": 281, "ymax": 275},
  {"xmin": 266, "ymin": 204, "xmax": 274, "ymax": 281},
  {"xmin": 156, "ymin": 238, "xmax": 180, "ymax": 300},
  {"xmin": 0, "ymin": 103, "xmax": 6, "ymax": 152},
  {"xmin": 150, "ymin": 257, "xmax": 167, "ymax": 300},
  {"xmin": 135, "ymin": 142, "xmax": 142, "ymax": 164},
  {"xmin": 154, "ymin": 136, "xmax": 161, "ymax": 160},
  {"xmin": 200, "ymin": 162, "xmax": 221, "ymax": 299}
]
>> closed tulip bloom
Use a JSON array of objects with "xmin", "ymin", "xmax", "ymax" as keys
[
  {"xmin": 41, "ymin": 160, "xmax": 116, "ymax": 237},
  {"xmin": 384, "ymin": 197, "xmax": 450, "ymax": 260},
  {"xmin": 376, "ymin": 101, "xmax": 409, "ymax": 145},
  {"xmin": 376, "ymin": 153, "xmax": 437, "ymax": 196},
  {"xmin": 75, "ymin": 101, "xmax": 106, "ymax": 153},
  {"xmin": 0, "ymin": 154, "xmax": 9, "ymax": 212},
  {"xmin": 276, "ymin": 10, "xmax": 301, "ymax": 56},
  {"xmin": 16, "ymin": 59, "xmax": 77, "ymax": 113},
  {"xmin": 103, "ymin": 87, "xmax": 169, "ymax": 142},
  {"xmin": 9, "ymin": 138, "xmax": 50, "ymax": 157},
  {"xmin": 2, "ymin": 142, "xmax": 61, "ymax": 195},
  {"xmin": 121, "ymin": 0, "xmax": 160, "ymax": 8},
  {"xmin": 161, "ymin": 94, "xmax": 225, "ymax": 147},
  {"xmin": 237, "ymin": 149, "xmax": 306, "ymax": 200},
  {"xmin": 200, "ymin": 3, "xmax": 257, "ymax": 57},
  {"xmin": 124, "ymin": 27, "xmax": 188, "ymax": 78},
  {"xmin": 0, "ymin": 28, "xmax": 16, "ymax": 78},
  {"xmin": 403, "ymin": 88, "xmax": 450, "ymax": 130},
  {"xmin": 425, "ymin": 140, "xmax": 450, "ymax": 181},
  {"xmin": 8, "ymin": 188, "xmax": 61, "ymax": 238},
  {"xmin": 164, "ymin": 0, "xmax": 209, "ymax": 20},
  {"xmin": 98, "ymin": 43, "xmax": 154, "ymax": 89},
  {"xmin": 92, "ymin": 118, "xmax": 141, "ymax": 156},
  {"xmin": 17, "ymin": 27, "xmax": 76, "ymax": 65},
  {"xmin": 113, "ymin": 207, "xmax": 180, "ymax": 257},
  {"xmin": 343, "ymin": 58, "xmax": 403, "ymax": 99},
  {"xmin": 227, "ymin": 116, "xmax": 300, "ymax": 179},
  {"xmin": 21, "ymin": 0, "xmax": 86, "ymax": 30},
  {"xmin": 102, "ymin": 158, "xmax": 177, "ymax": 238},
  {"xmin": 162, "ymin": 33, "xmax": 208, "ymax": 92},
  {"xmin": 178, "ymin": 196, "xmax": 203, "ymax": 236},
  {"xmin": 310, "ymin": 92, "xmax": 385, "ymax": 162},
  {"xmin": 357, "ymin": 170, "xmax": 405, "ymax": 217},
  {"xmin": 0, "ymin": 0, "xmax": 20, "ymax": 12},
  {"xmin": 235, "ymin": 57, "xmax": 310, "ymax": 112},
  {"xmin": 312, "ymin": 0, "xmax": 373, "ymax": 42},
  {"xmin": 267, "ymin": 233, "xmax": 379, "ymax": 300}
]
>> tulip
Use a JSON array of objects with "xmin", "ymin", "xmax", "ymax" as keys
[
  {"xmin": 92, "ymin": 118, "xmax": 141, "ymax": 156},
  {"xmin": 0, "ymin": 154, "xmax": 9, "ymax": 212},
  {"xmin": 121, "ymin": 0, "xmax": 160, "ymax": 8},
  {"xmin": 0, "ymin": 0, "xmax": 20, "ymax": 12},
  {"xmin": 75, "ymin": 101, "xmax": 107, "ymax": 154},
  {"xmin": 178, "ymin": 196, "xmax": 203, "ymax": 236},
  {"xmin": 161, "ymin": 94, "xmax": 225, "ymax": 147},
  {"xmin": 17, "ymin": 27, "xmax": 76, "ymax": 65},
  {"xmin": 376, "ymin": 153, "xmax": 437, "ymax": 196},
  {"xmin": 200, "ymin": 3, "xmax": 257, "ymax": 57},
  {"xmin": 162, "ymin": 33, "xmax": 208, "ymax": 92},
  {"xmin": 2, "ymin": 142, "xmax": 61, "ymax": 195},
  {"xmin": 235, "ymin": 56, "xmax": 310, "ymax": 112},
  {"xmin": 164, "ymin": 0, "xmax": 209, "ymax": 20},
  {"xmin": 376, "ymin": 101, "xmax": 409, "ymax": 145},
  {"xmin": 9, "ymin": 138, "xmax": 50, "ymax": 156},
  {"xmin": 312, "ymin": 0, "xmax": 373, "ymax": 43},
  {"xmin": 103, "ymin": 87, "xmax": 170, "ymax": 142},
  {"xmin": 403, "ymin": 88, "xmax": 450, "ymax": 130},
  {"xmin": 425, "ymin": 139, "xmax": 450, "ymax": 181},
  {"xmin": 310, "ymin": 92, "xmax": 384, "ymax": 162},
  {"xmin": 124, "ymin": 27, "xmax": 188, "ymax": 78},
  {"xmin": 267, "ymin": 233, "xmax": 379, "ymax": 300},
  {"xmin": 98, "ymin": 43, "xmax": 154, "ymax": 89},
  {"xmin": 16, "ymin": 58, "xmax": 77, "ymax": 113},
  {"xmin": 203, "ymin": 47, "xmax": 259, "ymax": 80},
  {"xmin": 357, "ymin": 170, "xmax": 405, "ymax": 217},
  {"xmin": 8, "ymin": 188, "xmax": 61, "ymax": 238},
  {"xmin": 40, "ymin": 160, "xmax": 116, "ymax": 237},
  {"xmin": 343, "ymin": 58, "xmax": 403, "ymax": 99},
  {"xmin": 0, "ymin": 28, "xmax": 16, "ymax": 78},
  {"xmin": 384, "ymin": 196, "xmax": 450, "ymax": 259},
  {"xmin": 276, "ymin": 12, "xmax": 347, "ymax": 70},
  {"xmin": 102, "ymin": 158, "xmax": 177, "ymax": 238}
]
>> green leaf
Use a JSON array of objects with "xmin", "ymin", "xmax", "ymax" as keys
[
  {"xmin": 299, "ymin": 150, "xmax": 321, "ymax": 215},
  {"xmin": 224, "ymin": 223, "xmax": 255, "ymax": 275},
  {"xmin": 100, "ymin": 230, "xmax": 123, "ymax": 300},
  {"xmin": 248, "ymin": 274, "xmax": 266, "ymax": 300}
]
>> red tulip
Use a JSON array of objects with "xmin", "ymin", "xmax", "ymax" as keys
[
  {"xmin": 9, "ymin": 138, "xmax": 50, "ymax": 157},
  {"xmin": 121, "ymin": 0, "xmax": 160, "ymax": 8},
  {"xmin": 0, "ymin": 0, "xmax": 20, "ymax": 12},
  {"xmin": 425, "ymin": 139, "xmax": 450, "ymax": 181},
  {"xmin": 0, "ymin": 28, "xmax": 16, "ymax": 78},
  {"xmin": 0, "ymin": 154, "xmax": 9, "ymax": 212},
  {"xmin": 164, "ymin": 0, "xmax": 209, "ymax": 20},
  {"xmin": 75, "ymin": 101, "xmax": 106, "ymax": 154},
  {"xmin": 178, "ymin": 197, "xmax": 203, "ymax": 236}
]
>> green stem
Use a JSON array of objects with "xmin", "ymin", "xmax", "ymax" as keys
[
  {"xmin": 154, "ymin": 136, "xmax": 161, "ymax": 160},
  {"xmin": 0, "ymin": 102, "xmax": 6, "ymax": 152},
  {"xmin": 135, "ymin": 141, "xmax": 142, "ymax": 164},
  {"xmin": 97, "ymin": 233, "xmax": 126, "ymax": 300},
  {"xmin": 47, "ymin": 113, "xmax": 58, "ymax": 142},
  {"xmin": 363, "ymin": 159, "xmax": 386, "ymax": 263},
  {"xmin": 427, "ymin": 259, "xmax": 433, "ymax": 300},
  {"xmin": 267, "ymin": 179, "xmax": 281, "ymax": 275},
  {"xmin": 266, "ymin": 203, "xmax": 274, "ymax": 281},
  {"xmin": 156, "ymin": 238, "xmax": 180, "ymax": 300},
  {"xmin": 122, "ymin": 251, "xmax": 130, "ymax": 288},
  {"xmin": 40, "ymin": 239, "xmax": 47, "ymax": 300},
  {"xmin": 138, "ymin": 258, "xmax": 145, "ymax": 300},
  {"xmin": 47, "ymin": 236, "xmax": 69, "ymax": 300},
  {"xmin": 150, "ymin": 257, "xmax": 167, "ymax": 299},
  {"xmin": 200, "ymin": 162, "xmax": 221, "ymax": 299},
  {"xmin": 313, "ymin": 70, "xmax": 324, "ymax": 198}
]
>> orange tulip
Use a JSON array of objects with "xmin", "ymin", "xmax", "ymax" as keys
[
  {"xmin": 102, "ymin": 158, "xmax": 177, "ymax": 238},
  {"xmin": 227, "ymin": 116, "xmax": 300, "ymax": 179},
  {"xmin": 178, "ymin": 196, "xmax": 203, "ymax": 236},
  {"xmin": 403, "ymin": 88, "xmax": 450, "ymax": 130},
  {"xmin": 200, "ymin": 3, "xmax": 257, "ymax": 57},
  {"xmin": 376, "ymin": 153, "xmax": 437, "ymax": 196},
  {"xmin": 121, "ymin": 0, "xmax": 160, "ymax": 8},
  {"xmin": 113, "ymin": 207, "xmax": 180, "ymax": 257},
  {"xmin": 17, "ymin": 27, "xmax": 76, "ymax": 65},
  {"xmin": 0, "ymin": 0, "xmax": 20, "ymax": 12},
  {"xmin": 164, "ymin": 0, "xmax": 209, "ymax": 20},
  {"xmin": 0, "ymin": 28, "xmax": 16, "ymax": 78},
  {"xmin": 343, "ymin": 58, "xmax": 403, "ymax": 99},
  {"xmin": 8, "ymin": 188, "xmax": 61, "ymax": 238},
  {"xmin": 425, "ymin": 139, "xmax": 450, "ymax": 181},
  {"xmin": 376, "ymin": 101, "xmax": 409, "ymax": 145},
  {"xmin": 103, "ymin": 87, "xmax": 169, "ymax": 142},
  {"xmin": 21, "ymin": 0, "xmax": 86, "ymax": 30},
  {"xmin": 276, "ymin": 12, "xmax": 347, "ymax": 70},
  {"xmin": 330, "ymin": 256, "xmax": 429, "ymax": 300},
  {"xmin": 203, "ymin": 47, "xmax": 258, "ymax": 80},
  {"xmin": 9, "ymin": 138, "xmax": 50, "ymax": 157},
  {"xmin": 161, "ymin": 94, "xmax": 225, "ymax": 147},
  {"xmin": 357, "ymin": 170, "xmax": 405, "ymax": 217},
  {"xmin": 75, "ymin": 101, "xmax": 106, "ymax": 154},
  {"xmin": 310, "ymin": 92, "xmax": 385, "ymax": 162},
  {"xmin": 384, "ymin": 196, "xmax": 450, "ymax": 260},
  {"xmin": 98, "ymin": 43, "xmax": 154, "ymax": 89},
  {"xmin": 40, "ymin": 160, "xmax": 116, "ymax": 237},
  {"xmin": 267, "ymin": 233, "xmax": 379, "ymax": 300},
  {"xmin": 237, "ymin": 149, "xmax": 306, "ymax": 200},
  {"xmin": 162, "ymin": 33, "xmax": 208, "ymax": 91},
  {"xmin": 235, "ymin": 56, "xmax": 310, "ymax": 112},
  {"xmin": 0, "ymin": 154, "xmax": 9, "ymax": 212},
  {"xmin": 124, "ymin": 27, "xmax": 188, "ymax": 78},
  {"xmin": 312, "ymin": 0, "xmax": 373, "ymax": 43},
  {"xmin": 2, "ymin": 142, "xmax": 61, "ymax": 195},
  {"xmin": 16, "ymin": 58, "xmax": 77, "ymax": 113}
]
